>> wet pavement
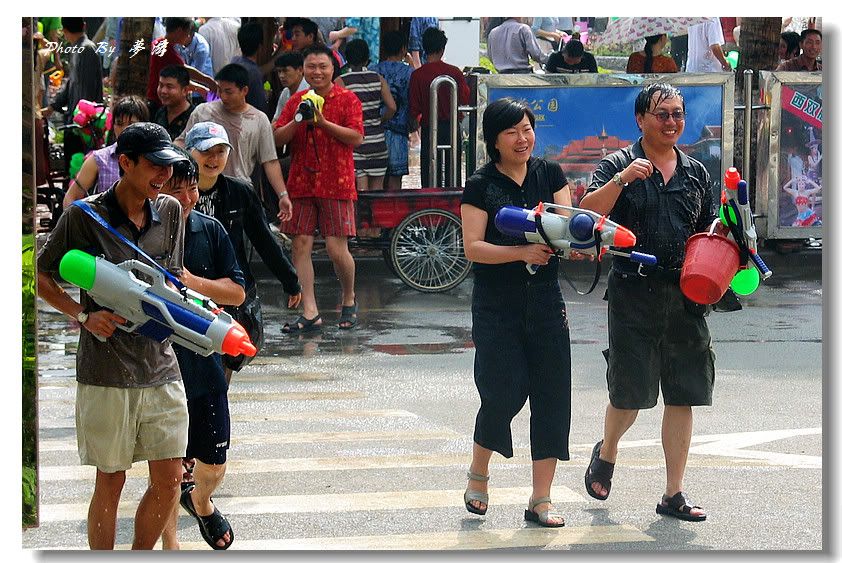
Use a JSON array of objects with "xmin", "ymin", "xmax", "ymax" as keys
[{"xmin": 26, "ymin": 245, "xmax": 823, "ymax": 551}]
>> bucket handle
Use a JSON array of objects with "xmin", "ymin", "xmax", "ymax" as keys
[{"xmin": 707, "ymin": 218, "xmax": 722, "ymax": 237}]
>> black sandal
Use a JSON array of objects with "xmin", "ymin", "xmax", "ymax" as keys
[
  {"xmin": 584, "ymin": 440, "xmax": 614, "ymax": 500},
  {"xmin": 282, "ymin": 314, "xmax": 322, "ymax": 334},
  {"xmin": 180, "ymin": 485, "xmax": 235, "ymax": 549},
  {"xmin": 656, "ymin": 491, "xmax": 707, "ymax": 521},
  {"xmin": 338, "ymin": 301, "xmax": 357, "ymax": 329}
]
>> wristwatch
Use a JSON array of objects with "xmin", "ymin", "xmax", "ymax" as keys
[
  {"xmin": 612, "ymin": 173, "xmax": 628, "ymax": 188},
  {"xmin": 76, "ymin": 311, "xmax": 89, "ymax": 325}
]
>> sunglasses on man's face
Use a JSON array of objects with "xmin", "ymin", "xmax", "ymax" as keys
[{"xmin": 647, "ymin": 110, "xmax": 686, "ymax": 123}]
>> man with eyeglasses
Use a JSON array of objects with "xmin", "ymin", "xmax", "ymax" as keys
[{"xmin": 579, "ymin": 83, "xmax": 719, "ymax": 523}]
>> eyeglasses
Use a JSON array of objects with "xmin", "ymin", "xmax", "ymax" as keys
[{"xmin": 647, "ymin": 110, "xmax": 686, "ymax": 122}]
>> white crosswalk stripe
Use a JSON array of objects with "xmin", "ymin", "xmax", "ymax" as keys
[{"xmin": 28, "ymin": 377, "xmax": 657, "ymax": 551}]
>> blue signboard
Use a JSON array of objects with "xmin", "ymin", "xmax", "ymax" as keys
[{"xmin": 488, "ymin": 85, "xmax": 724, "ymax": 204}]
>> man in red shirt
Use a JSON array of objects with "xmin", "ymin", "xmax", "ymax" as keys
[
  {"xmin": 147, "ymin": 18, "xmax": 217, "ymax": 112},
  {"xmin": 408, "ymin": 27, "xmax": 470, "ymax": 188},
  {"xmin": 274, "ymin": 45, "xmax": 364, "ymax": 332}
]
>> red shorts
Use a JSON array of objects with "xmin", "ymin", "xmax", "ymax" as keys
[{"xmin": 282, "ymin": 197, "xmax": 356, "ymax": 237}]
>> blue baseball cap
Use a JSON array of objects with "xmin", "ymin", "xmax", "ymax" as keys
[{"xmin": 184, "ymin": 121, "xmax": 233, "ymax": 152}]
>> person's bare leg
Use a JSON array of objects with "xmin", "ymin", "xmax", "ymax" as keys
[
  {"xmin": 589, "ymin": 404, "xmax": 638, "ymax": 498},
  {"xmin": 355, "ymin": 176, "xmax": 369, "ymax": 192},
  {"xmin": 291, "ymin": 235, "xmax": 320, "ymax": 322},
  {"xmin": 466, "ymin": 442, "xmax": 493, "ymax": 512},
  {"xmin": 386, "ymin": 175, "xmax": 403, "ymax": 191},
  {"xmin": 132, "ymin": 458, "xmax": 182, "ymax": 550},
  {"xmin": 161, "ymin": 502, "xmax": 180, "ymax": 550},
  {"xmin": 325, "ymin": 236, "xmax": 356, "ymax": 309},
  {"xmin": 188, "ymin": 460, "xmax": 231, "ymax": 547},
  {"xmin": 531, "ymin": 457, "xmax": 563, "ymax": 525},
  {"xmin": 369, "ymin": 175, "xmax": 384, "ymax": 191},
  {"xmin": 88, "ymin": 469, "xmax": 126, "ymax": 550},
  {"xmin": 662, "ymin": 405, "xmax": 704, "ymax": 517}
]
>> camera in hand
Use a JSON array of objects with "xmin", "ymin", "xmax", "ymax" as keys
[
  {"xmin": 293, "ymin": 90, "xmax": 325, "ymax": 124},
  {"xmin": 294, "ymin": 99, "xmax": 316, "ymax": 123}
]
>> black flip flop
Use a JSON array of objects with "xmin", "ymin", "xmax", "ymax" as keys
[
  {"xmin": 656, "ymin": 491, "xmax": 707, "ymax": 522},
  {"xmin": 282, "ymin": 314, "xmax": 322, "ymax": 334},
  {"xmin": 180, "ymin": 485, "xmax": 235, "ymax": 550},
  {"xmin": 338, "ymin": 301, "xmax": 357, "ymax": 330},
  {"xmin": 584, "ymin": 439, "xmax": 614, "ymax": 500}
]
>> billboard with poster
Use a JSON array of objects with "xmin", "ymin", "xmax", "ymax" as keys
[
  {"xmin": 474, "ymin": 73, "xmax": 735, "ymax": 207},
  {"xmin": 755, "ymin": 72, "xmax": 823, "ymax": 240}
]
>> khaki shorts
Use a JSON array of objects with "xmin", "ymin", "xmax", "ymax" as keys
[{"xmin": 75, "ymin": 381, "xmax": 189, "ymax": 473}]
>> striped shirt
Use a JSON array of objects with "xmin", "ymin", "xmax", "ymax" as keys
[{"xmin": 341, "ymin": 69, "xmax": 388, "ymax": 177}]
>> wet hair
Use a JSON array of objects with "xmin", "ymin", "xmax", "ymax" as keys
[
  {"xmin": 275, "ymin": 50, "xmax": 304, "ymax": 69},
  {"xmin": 165, "ymin": 17, "xmax": 193, "ymax": 34},
  {"xmin": 482, "ymin": 98, "xmax": 535, "ymax": 163},
  {"xmin": 642, "ymin": 34, "xmax": 665, "ymax": 73},
  {"xmin": 344, "ymin": 39, "xmax": 370, "ymax": 66},
  {"xmin": 382, "ymin": 30, "xmax": 407, "ymax": 57},
  {"xmin": 111, "ymin": 95, "xmax": 150, "ymax": 127},
  {"xmin": 284, "ymin": 17, "xmax": 319, "ymax": 42},
  {"xmin": 801, "ymin": 28, "xmax": 822, "ymax": 42},
  {"xmin": 215, "ymin": 63, "xmax": 250, "ymax": 89},
  {"xmin": 780, "ymin": 32, "xmax": 801, "ymax": 59},
  {"xmin": 238, "ymin": 22, "xmax": 263, "ymax": 57},
  {"xmin": 168, "ymin": 146, "xmax": 198, "ymax": 186},
  {"xmin": 422, "ymin": 27, "xmax": 447, "ymax": 55},
  {"xmin": 634, "ymin": 82, "xmax": 684, "ymax": 117},
  {"xmin": 159, "ymin": 64, "xmax": 189, "ymax": 87},
  {"xmin": 61, "ymin": 18, "xmax": 85, "ymax": 34}
]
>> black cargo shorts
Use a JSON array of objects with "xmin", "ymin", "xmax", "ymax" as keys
[{"xmin": 603, "ymin": 269, "xmax": 715, "ymax": 409}]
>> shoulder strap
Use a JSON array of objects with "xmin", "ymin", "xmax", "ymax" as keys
[
  {"xmin": 534, "ymin": 212, "xmax": 602, "ymax": 296},
  {"xmin": 72, "ymin": 200, "xmax": 185, "ymax": 291}
]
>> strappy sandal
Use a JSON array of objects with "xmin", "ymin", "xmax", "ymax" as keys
[
  {"xmin": 656, "ymin": 491, "xmax": 707, "ymax": 522},
  {"xmin": 524, "ymin": 496, "xmax": 565, "ymax": 527},
  {"xmin": 282, "ymin": 314, "xmax": 322, "ymax": 334},
  {"xmin": 464, "ymin": 470, "xmax": 489, "ymax": 515},
  {"xmin": 338, "ymin": 301, "xmax": 357, "ymax": 329},
  {"xmin": 180, "ymin": 485, "xmax": 234, "ymax": 550},
  {"xmin": 180, "ymin": 457, "xmax": 195, "ymax": 493},
  {"xmin": 585, "ymin": 439, "xmax": 615, "ymax": 500}
]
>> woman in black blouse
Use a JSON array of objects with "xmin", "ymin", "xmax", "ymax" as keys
[{"xmin": 460, "ymin": 97, "xmax": 575, "ymax": 527}]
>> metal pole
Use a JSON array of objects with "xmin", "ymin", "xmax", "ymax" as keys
[
  {"xmin": 742, "ymin": 69, "xmax": 753, "ymax": 178},
  {"xmin": 428, "ymin": 75, "xmax": 459, "ymax": 188}
]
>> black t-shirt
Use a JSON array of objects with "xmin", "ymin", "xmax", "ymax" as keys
[
  {"xmin": 175, "ymin": 210, "xmax": 246, "ymax": 399},
  {"xmin": 153, "ymin": 103, "xmax": 196, "ymax": 141},
  {"xmin": 586, "ymin": 140, "xmax": 717, "ymax": 270},
  {"xmin": 461, "ymin": 157, "xmax": 568, "ymax": 286},
  {"xmin": 546, "ymin": 51, "xmax": 598, "ymax": 73}
]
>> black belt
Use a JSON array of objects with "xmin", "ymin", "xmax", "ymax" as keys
[{"xmin": 612, "ymin": 263, "xmax": 682, "ymax": 283}]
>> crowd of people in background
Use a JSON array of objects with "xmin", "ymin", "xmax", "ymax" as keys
[
  {"xmin": 484, "ymin": 17, "xmax": 822, "ymax": 76},
  {"xmin": 29, "ymin": 15, "xmax": 823, "ymax": 552},
  {"xmin": 33, "ymin": 16, "xmax": 823, "ymax": 198}
]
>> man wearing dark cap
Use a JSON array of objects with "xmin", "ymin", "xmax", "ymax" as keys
[
  {"xmin": 546, "ymin": 39, "xmax": 598, "ymax": 73},
  {"xmin": 37, "ymin": 122, "xmax": 193, "ymax": 550}
]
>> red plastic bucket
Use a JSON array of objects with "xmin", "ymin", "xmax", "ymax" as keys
[{"xmin": 680, "ymin": 226, "xmax": 740, "ymax": 305}]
